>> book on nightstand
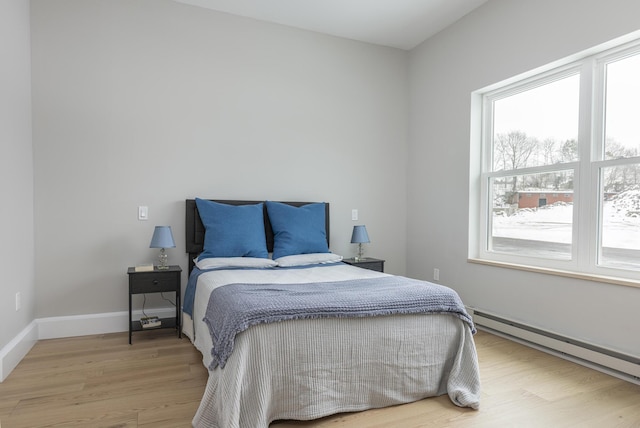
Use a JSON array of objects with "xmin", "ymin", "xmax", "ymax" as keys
[
  {"xmin": 140, "ymin": 316, "xmax": 161, "ymax": 329},
  {"xmin": 134, "ymin": 263, "xmax": 154, "ymax": 272}
]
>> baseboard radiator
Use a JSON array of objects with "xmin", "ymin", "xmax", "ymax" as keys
[{"xmin": 470, "ymin": 309, "xmax": 640, "ymax": 385}]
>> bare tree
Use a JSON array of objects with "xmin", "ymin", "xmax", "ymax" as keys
[
  {"xmin": 494, "ymin": 131, "xmax": 538, "ymax": 193},
  {"xmin": 494, "ymin": 131, "xmax": 537, "ymax": 172},
  {"xmin": 541, "ymin": 138, "xmax": 558, "ymax": 165},
  {"xmin": 560, "ymin": 139, "xmax": 578, "ymax": 163}
]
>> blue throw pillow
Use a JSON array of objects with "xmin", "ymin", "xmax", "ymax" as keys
[
  {"xmin": 195, "ymin": 198, "xmax": 268, "ymax": 259},
  {"xmin": 266, "ymin": 201, "xmax": 329, "ymax": 259}
]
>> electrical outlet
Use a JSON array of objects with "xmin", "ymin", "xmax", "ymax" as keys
[
  {"xmin": 15, "ymin": 292, "xmax": 21, "ymax": 311},
  {"xmin": 433, "ymin": 268, "xmax": 440, "ymax": 281},
  {"xmin": 352, "ymin": 209, "xmax": 358, "ymax": 221}
]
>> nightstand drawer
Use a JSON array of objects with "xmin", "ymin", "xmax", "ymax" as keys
[
  {"xmin": 129, "ymin": 272, "xmax": 179, "ymax": 293},
  {"xmin": 355, "ymin": 260, "xmax": 384, "ymax": 272},
  {"xmin": 342, "ymin": 258, "xmax": 385, "ymax": 272}
]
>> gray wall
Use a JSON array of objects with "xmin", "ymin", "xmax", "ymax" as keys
[
  {"xmin": 30, "ymin": 0, "xmax": 408, "ymax": 319},
  {"xmin": 407, "ymin": 0, "xmax": 640, "ymax": 356},
  {"xmin": 1, "ymin": 0, "xmax": 35, "ymax": 350}
]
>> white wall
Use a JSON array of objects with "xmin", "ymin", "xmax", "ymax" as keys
[
  {"xmin": 0, "ymin": 0, "xmax": 35, "ymax": 351},
  {"xmin": 30, "ymin": 0, "xmax": 408, "ymax": 318},
  {"xmin": 408, "ymin": 0, "xmax": 640, "ymax": 356}
]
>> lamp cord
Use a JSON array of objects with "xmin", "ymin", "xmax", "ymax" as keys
[
  {"xmin": 142, "ymin": 294, "xmax": 148, "ymax": 318},
  {"xmin": 160, "ymin": 292, "xmax": 176, "ymax": 307},
  {"xmin": 141, "ymin": 293, "xmax": 176, "ymax": 319}
]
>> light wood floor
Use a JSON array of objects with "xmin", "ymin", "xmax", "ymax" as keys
[{"xmin": 1, "ymin": 329, "xmax": 639, "ymax": 428}]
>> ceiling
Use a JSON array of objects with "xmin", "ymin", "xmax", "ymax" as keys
[{"xmin": 174, "ymin": 0, "xmax": 489, "ymax": 50}]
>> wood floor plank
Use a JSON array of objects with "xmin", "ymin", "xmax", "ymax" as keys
[{"xmin": 0, "ymin": 329, "xmax": 638, "ymax": 427}]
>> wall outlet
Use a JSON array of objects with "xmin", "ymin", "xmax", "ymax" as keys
[
  {"xmin": 15, "ymin": 292, "xmax": 21, "ymax": 311},
  {"xmin": 351, "ymin": 209, "xmax": 358, "ymax": 221},
  {"xmin": 433, "ymin": 268, "xmax": 440, "ymax": 281}
]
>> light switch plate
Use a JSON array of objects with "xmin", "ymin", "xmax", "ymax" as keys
[{"xmin": 138, "ymin": 206, "xmax": 148, "ymax": 221}]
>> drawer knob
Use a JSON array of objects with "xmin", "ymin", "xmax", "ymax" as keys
[{"xmin": 152, "ymin": 280, "xmax": 159, "ymax": 285}]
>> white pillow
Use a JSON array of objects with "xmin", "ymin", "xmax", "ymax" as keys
[
  {"xmin": 275, "ymin": 253, "xmax": 343, "ymax": 267},
  {"xmin": 195, "ymin": 257, "xmax": 277, "ymax": 270}
]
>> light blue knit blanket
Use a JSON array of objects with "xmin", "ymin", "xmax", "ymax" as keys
[{"xmin": 204, "ymin": 276, "xmax": 475, "ymax": 369}]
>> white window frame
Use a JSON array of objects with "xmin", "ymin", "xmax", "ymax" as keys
[{"xmin": 471, "ymin": 37, "xmax": 640, "ymax": 285}]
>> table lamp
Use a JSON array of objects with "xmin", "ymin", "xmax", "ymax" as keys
[
  {"xmin": 150, "ymin": 226, "xmax": 176, "ymax": 270},
  {"xmin": 351, "ymin": 225, "xmax": 370, "ymax": 262}
]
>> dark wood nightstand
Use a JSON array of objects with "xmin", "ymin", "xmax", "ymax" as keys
[
  {"xmin": 342, "ymin": 257, "xmax": 385, "ymax": 272},
  {"xmin": 127, "ymin": 265, "xmax": 182, "ymax": 344}
]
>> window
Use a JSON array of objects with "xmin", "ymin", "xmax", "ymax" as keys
[
  {"xmin": 599, "ymin": 51, "xmax": 640, "ymax": 271},
  {"xmin": 475, "ymin": 38, "xmax": 640, "ymax": 282}
]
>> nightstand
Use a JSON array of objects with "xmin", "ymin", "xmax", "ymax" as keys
[
  {"xmin": 127, "ymin": 265, "xmax": 182, "ymax": 344},
  {"xmin": 342, "ymin": 257, "xmax": 385, "ymax": 272}
]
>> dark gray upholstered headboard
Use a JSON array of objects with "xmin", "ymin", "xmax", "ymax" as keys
[{"xmin": 185, "ymin": 199, "xmax": 330, "ymax": 273}]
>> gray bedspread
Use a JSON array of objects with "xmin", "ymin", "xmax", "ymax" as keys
[{"xmin": 203, "ymin": 276, "xmax": 475, "ymax": 368}]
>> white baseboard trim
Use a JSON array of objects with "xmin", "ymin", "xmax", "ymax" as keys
[
  {"xmin": 0, "ymin": 320, "xmax": 38, "ymax": 382},
  {"xmin": 467, "ymin": 307, "xmax": 640, "ymax": 385},
  {"xmin": 0, "ymin": 308, "xmax": 177, "ymax": 382},
  {"xmin": 37, "ymin": 311, "xmax": 129, "ymax": 340}
]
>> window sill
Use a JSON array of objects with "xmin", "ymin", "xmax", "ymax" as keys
[{"xmin": 467, "ymin": 258, "xmax": 640, "ymax": 289}]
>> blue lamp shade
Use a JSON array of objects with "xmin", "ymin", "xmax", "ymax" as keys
[
  {"xmin": 350, "ymin": 225, "xmax": 370, "ymax": 244},
  {"xmin": 150, "ymin": 226, "xmax": 176, "ymax": 249}
]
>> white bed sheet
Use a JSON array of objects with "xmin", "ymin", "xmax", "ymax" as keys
[{"xmin": 185, "ymin": 264, "xmax": 480, "ymax": 428}]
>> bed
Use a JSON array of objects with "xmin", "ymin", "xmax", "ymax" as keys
[{"xmin": 183, "ymin": 199, "xmax": 480, "ymax": 428}]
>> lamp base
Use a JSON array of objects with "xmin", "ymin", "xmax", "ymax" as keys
[
  {"xmin": 157, "ymin": 248, "xmax": 169, "ymax": 270},
  {"xmin": 355, "ymin": 243, "xmax": 364, "ymax": 262}
]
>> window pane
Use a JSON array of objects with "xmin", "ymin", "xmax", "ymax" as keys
[
  {"xmin": 604, "ymin": 53, "xmax": 640, "ymax": 160},
  {"xmin": 490, "ymin": 171, "xmax": 574, "ymax": 259},
  {"xmin": 493, "ymin": 74, "xmax": 580, "ymax": 171},
  {"xmin": 600, "ymin": 165, "xmax": 640, "ymax": 270}
]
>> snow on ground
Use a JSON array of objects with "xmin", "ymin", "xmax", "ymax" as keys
[{"xmin": 492, "ymin": 190, "xmax": 640, "ymax": 249}]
